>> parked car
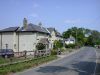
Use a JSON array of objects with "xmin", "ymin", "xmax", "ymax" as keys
[{"xmin": 0, "ymin": 49, "xmax": 14, "ymax": 58}]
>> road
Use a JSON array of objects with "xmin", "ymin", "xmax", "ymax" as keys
[{"xmin": 14, "ymin": 47, "xmax": 97, "ymax": 75}]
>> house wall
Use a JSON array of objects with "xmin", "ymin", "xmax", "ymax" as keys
[
  {"xmin": 36, "ymin": 32, "xmax": 49, "ymax": 41},
  {"xmin": 65, "ymin": 40, "xmax": 75, "ymax": 45},
  {"xmin": 49, "ymin": 31, "xmax": 62, "ymax": 48},
  {"xmin": 0, "ymin": 31, "xmax": 51, "ymax": 52},
  {"xmin": 36, "ymin": 32, "xmax": 51, "ymax": 49},
  {"xmin": 0, "ymin": 30, "xmax": 55, "ymax": 52},
  {"xmin": 2, "ymin": 32, "xmax": 14, "ymax": 50},
  {"xmin": 18, "ymin": 32, "xmax": 37, "ymax": 52}
]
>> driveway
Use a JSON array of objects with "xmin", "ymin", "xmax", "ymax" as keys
[{"xmin": 14, "ymin": 47, "xmax": 97, "ymax": 75}]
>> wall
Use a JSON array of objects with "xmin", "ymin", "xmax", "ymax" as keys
[
  {"xmin": 49, "ymin": 31, "xmax": 62, "ymax": 49},
  {"xmin": 0, "ymin": 31, "xmax": 53, "ymax": 52},
  {"xmin": 36, "ymin": 32, "xmax": 49, "ymax": 41},
  {"xmin": 2, "ymin": 32, "xmax": 14, "ymax": 50},
  {"xmin": 18, "ymin": 32, "xmax": 37, "ymax": 52}
]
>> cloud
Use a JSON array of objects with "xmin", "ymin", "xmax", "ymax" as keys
[{"xmin": 64, "ymin": 19, "xmax": 81, "ymax": 24}]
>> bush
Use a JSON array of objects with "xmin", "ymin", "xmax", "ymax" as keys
[
  {"xmin": 53, "ymin": 40, "xmax": 63, "ymax": 49},
  {"xmin": 36, "ymin": 43, "xmax": 45, "ymax": 50},
  {"xmin": 65, "ymin": 44, "xmax": 76, "ymax": 49},
  {"xmin": 51, "ymin": 49, "xmax": 57, "ymax": 55}
]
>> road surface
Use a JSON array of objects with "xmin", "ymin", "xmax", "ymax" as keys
[{"xmin": 14, "ymin": 47, "xmax": 97, "ymax": 75}]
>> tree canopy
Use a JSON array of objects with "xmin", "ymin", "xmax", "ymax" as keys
[{"xmin": 62, "ymin": 27, "xmax": 100, "ymax": 46}]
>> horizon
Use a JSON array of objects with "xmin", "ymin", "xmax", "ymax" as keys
[{"xmin": 0, "ymin": 0, "xmax": 100, "ymax": 33}]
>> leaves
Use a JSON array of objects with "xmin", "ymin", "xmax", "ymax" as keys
[{"xmin": 62, "ymin": 27, "xmax": 100, "ymax": 46}]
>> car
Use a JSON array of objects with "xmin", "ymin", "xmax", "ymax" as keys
[{"xmin": 0, "ymin": 49, "xmax": 14, "ymax": 58}]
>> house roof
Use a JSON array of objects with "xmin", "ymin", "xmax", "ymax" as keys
[
  {"xmin": 0, "ymin": 27, "xmax": 19, "ymax": 32},
  {"xmin": 64, "ymin": 36, "xmax": 75, "ymax": 41},
  {"xmin": 18, "ymin": 23, "xmax": 49, "ymax": 34},
  {"xmin": 38, "ymin": 38, "xmax": 49, "ymax": 44},
  {"xmin": 47, "ymin": 28, "xmax": 55, "ymax": 33},
  {"xmin": 47, "ymin": 28, "xmax": 62, "ymax": 37},
  {"xmin": 0, "ymin": 23, "xmax": 50, "ymax": 34}
]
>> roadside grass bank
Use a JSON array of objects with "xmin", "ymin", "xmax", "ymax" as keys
[
  {"xmin": 0, "ymin": 57, "xmax": 31, "ymax": 65},
  {"xmin": 0, "ymin": 55, "xmax": 57, "ymax": 75}
]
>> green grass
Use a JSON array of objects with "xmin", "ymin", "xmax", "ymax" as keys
[
  {"xmin": 0, "ymin": 57, "xmax": 10, "ymax": 64},
  {"xmin": 0, "ymin": 55, "xmax": 57, "ymax": 75},
  {"xmin": 0, "ymin": 57, "xmax": 31, "ymax": 65}
]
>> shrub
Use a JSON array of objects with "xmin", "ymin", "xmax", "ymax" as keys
[
  {"xmin": 51, "ymin": 49, "xmax": 57, "ymax": 55},
  {"xmin": 36, "ymin": 43, "xmax": 45, "ymax": 50},
  {"xmin": 53, "ymin": 40, "xmax": 63, "ymax": 49},
  {"xmin": 65, "ymin": 44, "xmax": 76, "ymax": 49}
]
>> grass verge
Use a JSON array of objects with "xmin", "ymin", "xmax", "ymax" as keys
[{"xmin": 0, "ymin": 55, "xmax": 57, "ymax": 75}]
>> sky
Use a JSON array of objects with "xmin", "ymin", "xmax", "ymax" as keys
[{"xmin": 0, "ymin": 0, "xmax": 100, "ymax": 33}]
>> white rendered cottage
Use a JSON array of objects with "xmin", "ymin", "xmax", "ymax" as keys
[
  {"xmin": 0, "ymin": 18, "xmax": 62, "ymax": 53},
  {"xmin": 0, "ymin": 18, "xmax": 50, "ymax": 52},
  {"xmin": 47, "ymin": 28, "xmax": 63, "ymax": 48},
  {"xmin": 64, "ymin": 35, "xmax": 75, "ymax": 45}
]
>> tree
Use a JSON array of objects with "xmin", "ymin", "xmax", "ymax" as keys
[
  {"xmin": 62, "ymin": 27, "xmax": 100, "ymax": 47},
  {"xmin": 36, "ymin": 43, "xmax": 45, "ymax": 50},
  {"xmin": 53, "ymin": 40, "xmax": 63, "ymax": 49}
]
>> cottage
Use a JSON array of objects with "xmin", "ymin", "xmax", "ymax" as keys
[
  {"xmin": 47, "ymin": 28, "xmax": 62, "ymax": 48},
  {"xmin": 0, "ymin": 18, "xmax": 62, "ymax": 53},
  {"xmin": 64, "ymin": 35, "xmax": 75, "ymax": 45},
  {"xmin": 0, "ymin": 18, "xmax": 50, "ymax": 52}
]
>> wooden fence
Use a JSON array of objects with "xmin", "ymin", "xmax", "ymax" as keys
[{"xmin": 14, "ymin": 49, "xmax": 51, "ymax": 57}]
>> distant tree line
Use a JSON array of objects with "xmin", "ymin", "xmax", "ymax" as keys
[{"xmin": 62, "ymin": 27, "xmax": 100, "ymax": 46}]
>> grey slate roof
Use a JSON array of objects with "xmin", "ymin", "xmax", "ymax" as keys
[
  {"xmin": 47, "ymin": 28, "xmax": 62, "ymax": 37},
  {"xmin": 47, "ymin": 28, "xmax": 55, "ymax": 33},
  {"xmin": 18, "ymin": 23, "xmax": 49, "ymax": 34},
  {"xmin": 64, "ymin": 36, "xmax": 75, "ymax": 41},
  {"xmin": 0, "ymin": 23, "xmax": 49, "ymax": 34},
  {"xmin": 38, "ymin": 38, "xmax": 49, "ymax": 44},
  {"xmin": 0, "ymin": 27, "xmax": 19, "ymax": 32}
]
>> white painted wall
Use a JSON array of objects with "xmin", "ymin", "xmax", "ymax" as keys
[
  {"xmin": 0, "ymin": 30, "xmax": 60, "ymax": 52},
  {"xmin": 36, "ymin": 33, "xmax": 49, "ymax": 41},
  {"xmin": 36, "ymin": 32, "xmax": 51, "ymax": 49},
  {"xmin": 49, "ymin": 31, "xmax": 62, "ymax": 48},
  {"xmin": 18, "ymin": 32, "xmax": 37, "ymax": 52},
  {"xmin": 65, "ymin": 40, "xmax": 75, "ymax": 45},
  {"xmin": 2, "ymin": 32, "xmax": 14, "ymax": 50}
]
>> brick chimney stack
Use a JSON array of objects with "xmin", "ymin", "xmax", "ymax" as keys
[{"xmin": 23, "ymin": 18, "xmax": 28, "ymax": 30}]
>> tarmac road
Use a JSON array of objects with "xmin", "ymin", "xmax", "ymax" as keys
[{"xmin": 14, "ymin": 47, "xmax": 97, "ymax": 75}]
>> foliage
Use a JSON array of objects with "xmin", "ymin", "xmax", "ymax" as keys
[
  {"xmin": 62, "ymin": 27, "xmax": 100, "ymax": 47},
  {"xmin": 51, "ymin": 49, "xmax": 57, "ymax": 55},
  {"xmin": 53, "ymin": 40, "xmax": 63, "ymax": 49},
  {"xmin": 36, "ymin": 43, "xmax": 46, "ymax": 50},
  {"xmin": 0, "ymin": 55, "xmax": 57, "ymax": 75},
  {"xmin": 65, "ymin": 44, "xmax": 76, "ymax": 49}
]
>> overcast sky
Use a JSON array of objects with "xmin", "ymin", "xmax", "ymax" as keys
[{"xmin": 0, "ymin": 0, "xmax": 100, "ymax": 33}]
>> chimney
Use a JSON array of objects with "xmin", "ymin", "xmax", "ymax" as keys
[
  {"xmin": 23, "ymin": 18, "xmax": 28, "ymax": 30},
  {"xmin": 38, "ymin": 22, "xmax": 42, "ymax": 28}
]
